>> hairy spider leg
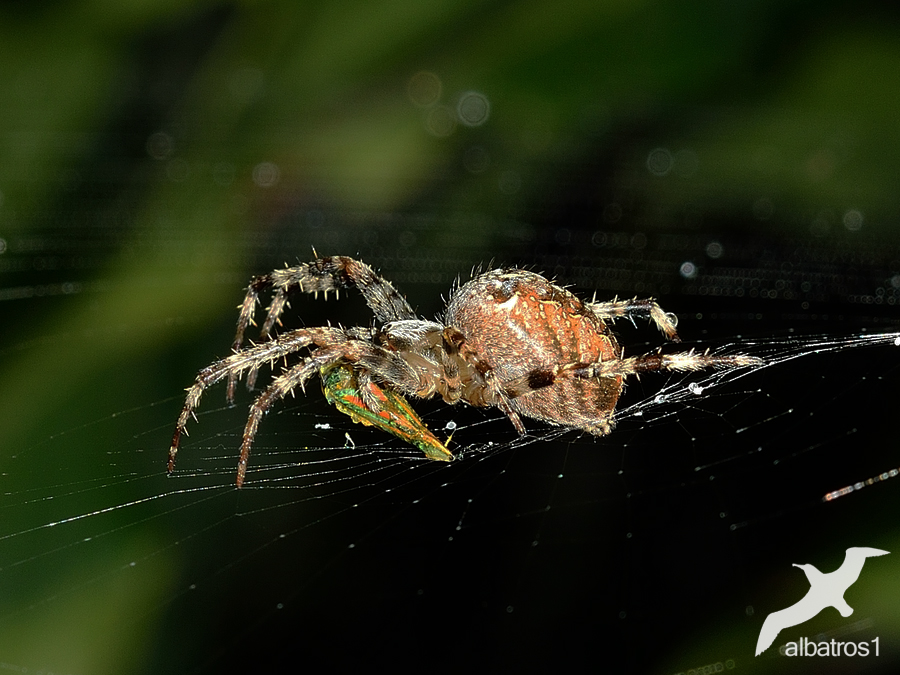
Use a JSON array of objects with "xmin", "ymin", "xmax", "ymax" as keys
[
  {"xmin": 168, "ymin": 326, "xmax": 348, "ymax": 477},
  {"xmin": 227, "ymin": 256, "xmax": 417, "ymax": 400},
  {"xmin": 174, "ymin": 324, "xmax": 458, "ymax": 485},
  {"xmin": 566, "ymin": 349, "xmax": 763, "ymax": 379},
  {"xmin": 493, "ymin": 349, "xmax": 762, "ymax": 400},
  {"xmin": 586, "ymin": 298, "xmax": 681, "ymax": 342},
  {"xmin": 233, "ymin": 338, "xmax": 452, "ymax": 486},
  {"xmin": 439, "ymin": 325, "xmax": 527, "ymax": 435},
  {"xmin": 234, "ymin": 346, "xmax": 352, "ymax": 487}
]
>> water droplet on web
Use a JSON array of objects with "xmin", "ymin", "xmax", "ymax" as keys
[
  {"xmin": 688, "ymin": 382, "xmax": 704, "ymax": 395},
  {"xmin": 654, "ymin": 394, "xmax": 667, "ymax": 403},
  {"xmin": 445, "ymin": 420, "xmax": 457, "ymax": 431}
]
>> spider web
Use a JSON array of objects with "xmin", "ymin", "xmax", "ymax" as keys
[
  {"xmin": 7, "ymin": 3, "xmax": 900, "ymax": 672},
  {"xmin": 1, "ymin": 305, "xmax": 898, "ymax": 674}
]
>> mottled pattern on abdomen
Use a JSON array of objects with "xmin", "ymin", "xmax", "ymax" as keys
[{"xmin": 445, "ymin": 269, "xmax": 623, "ymax": 434}]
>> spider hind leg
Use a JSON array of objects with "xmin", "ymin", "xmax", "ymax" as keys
[{"xmin": 566, "ymin": 349, "xmax": 763, "ymax": 379}]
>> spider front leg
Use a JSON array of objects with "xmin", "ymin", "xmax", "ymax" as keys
[
  {"xmin": 233, "ymin": 347, "xmax": 352, "ymax": 486},
  {"xmin": 168, "ymin": 327, "xmax": 347, "ymax": 479},
  {"xmin": 227, "ymin": 255, "xmax": 417, "ymax": 400},
  {"xmin": 234, "ymin": 340, "xmax": 454, "ymax": 486},
  {"xmin": 587, "ymin": 297, "xmax": 681, "ymax": 342}
]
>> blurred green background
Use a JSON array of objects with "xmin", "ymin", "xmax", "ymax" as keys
[{"xmin": 2, "ymin": 1, "xmax": 900, "ymax": 672}]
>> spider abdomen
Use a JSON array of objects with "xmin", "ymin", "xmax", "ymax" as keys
[{"xmin": 446, "ymin": 269, "xmax": 623, "ymax": 435}]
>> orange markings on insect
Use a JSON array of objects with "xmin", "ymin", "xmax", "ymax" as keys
[{"xmin": 321, "ymin": 364, "xmax": 453, "ymax": 462}]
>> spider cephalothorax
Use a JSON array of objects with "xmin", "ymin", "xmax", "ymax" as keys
[{"xmin": 168, "ymin": 255, "xmax": 759, "ymax": 486}]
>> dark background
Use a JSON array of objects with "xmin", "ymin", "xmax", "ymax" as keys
[{"xmin": 1, "ymin": 1, "xmax": 899, "ymax": 673}]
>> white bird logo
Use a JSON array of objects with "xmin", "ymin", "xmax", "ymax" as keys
[{"xmin": 755, "ymin": 547, "xmax": 889, "ymax": 656}]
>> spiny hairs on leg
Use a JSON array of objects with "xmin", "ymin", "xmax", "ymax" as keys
[
  {"xmin": 169, "ymin": 326, "xmax": 347, "ymax": 477},
  {"xmin": 234, "ymin": 345, "xmax": 350, "ymax": 487},
  {"xmin": 227, "ymin": 256, "xmax": 418, "ymax": 400},
  {"xmin": 569, "ymin": 349, "xmax": 764, "ymax": 379},
  {"xmin": 586, "ymin": 297, "xmax": 681, "ymax": 342}
]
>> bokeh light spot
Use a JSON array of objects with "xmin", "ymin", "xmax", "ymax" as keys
[
  {"xmin": 425, "ymin": 106, "xmax": 456, "ymax": 137},
  {"xmin": 146, "ymin": 131, "xmax": 173, "ymax": 160},
  {"xmin": 705, "ymin": 241, "xmax": 724, "ymax": 259},
  {"xmin": 602, "ymin": 202, "xmax": 622, "ymax": 223},
  {"xmin": 646, "ymin": 147, "xmax": 673, "ymax": 176},
  {"xmin": 679, "ymin": 261, "xmax": 698, "ymax": 279},
  {"xmin": 407, "ymin": 71, "xmax": 442, "ymax": 107},
  {"xmin": 253, "ymin": 162, "xmax": 280, "ymax": 188},
  {"xmin": 843, "ymin": 209, "xmax": 863, "ymax": 231},
  {"xmin": 456, "ymin": 91, "xmax": 490, "ymax": 127}
]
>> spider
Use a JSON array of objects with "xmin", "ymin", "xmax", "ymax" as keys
[{"xmin": 168, "ymin": 255, "xmax": 761, "ymax": 486}]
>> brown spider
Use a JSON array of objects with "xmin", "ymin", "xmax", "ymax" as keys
[{"xmin": 168, "ymin": 255, "xmax": 761, "ymax": 486}]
